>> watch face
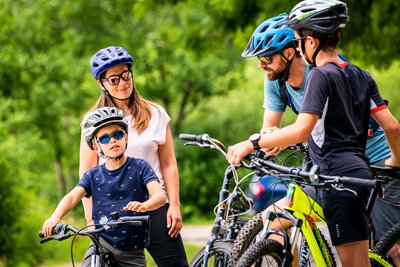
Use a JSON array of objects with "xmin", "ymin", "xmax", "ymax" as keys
[{"xmin": 250, "ymin": 133, "xmax": 261, "ymax": 141}]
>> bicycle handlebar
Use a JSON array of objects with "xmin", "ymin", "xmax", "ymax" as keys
[
  {"xmin": 179, "ymin": 133, "xmax": 384, "ymax": 189},
  {"xmin": 38, "ymin": 214, "xmax": 150, "ymax": 243},
  {"xmin": 254, "ymin": 156, "xmax": 377, "ymax": 188}
]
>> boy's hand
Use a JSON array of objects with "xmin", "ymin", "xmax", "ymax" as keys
[
  {"xmin": 123, "ymin": 201, "xmax": 148, "ymax": 213},
  {"xmin": 42, "ymin": 216, "xmax": 61, "ymax": 237}
]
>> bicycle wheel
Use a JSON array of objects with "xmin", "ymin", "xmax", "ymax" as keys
[
  {"xmin": 190, "ymin": 240, "xmax": 233, "ymax": 267},
  {"xmin": 236, "ymin": 239, "xmax": 284, "ymax": 267},
  {"xmin": 371, "ymin": 223, "xmax": 400, "ymax": 267},
  {"xmin": 228, "ymin": 212, "xmax": 264, "ymax": 267}
]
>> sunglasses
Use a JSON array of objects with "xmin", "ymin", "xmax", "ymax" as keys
[
  {"xmin": 101, "ymin": 70, "xmax": 132, "ymax": 86},
  {"xmin": 293, "ymin": 36, "xmax": 306, "ymax": 48},
  {"xmin": 258, "ymin": 53, "xmax": 288, "ymax": 65},
  {"xmin": 257, "ymin": 55, "xmax": 274, "ymax": 65},
  {"xmin": 97, "ymin": 130, "xmax": 126, "ymax": 145}
]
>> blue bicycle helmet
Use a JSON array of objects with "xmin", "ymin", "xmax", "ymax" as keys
[
  {"xmin": 242, "ymin": 13, "xmax": 295, "ymax": 58},
  {"xmin": 90, "ymin": 46, "xmax": 134, "ymax": 79},
  {"xmin": 286, "ymin": 0, "xmax": 349, "ymax": 34}
]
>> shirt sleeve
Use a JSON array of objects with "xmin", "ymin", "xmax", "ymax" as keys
[
  {"xmin": 366, "ymin": 72, "xmax": 386, "ymax": 113},
  {"xmin": 263, "ymin": 76, "xmax": 287, "ymax": 112},
  {"xmin": 149, "ymin": 104, "xmax": 170, "ymax": 145},
  {"xmin": 77, "ymin": 172, "xmax": 91, "ymax": 198},
  {"xmin": 300, "ymin": 68, "xmax": 329, "ymax": 116},
  {"xmin": 138, "ymin": 159, "xmax": 160, "ymax": 185}
]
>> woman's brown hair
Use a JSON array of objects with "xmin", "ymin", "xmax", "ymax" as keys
[{"xmin": 89, "ymin": 81, "xmax": 157, "ymax": 134}]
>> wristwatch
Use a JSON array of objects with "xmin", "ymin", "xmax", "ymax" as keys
[{"xmin": 249, "ymin": 133, "xmax": 261, "ymax": 150}]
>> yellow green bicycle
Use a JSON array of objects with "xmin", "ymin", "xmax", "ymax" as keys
[{"xmin": 235, "ymin": 158, "xmax": 400, "ymax": 267}]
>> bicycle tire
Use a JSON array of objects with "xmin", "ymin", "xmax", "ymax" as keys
[
  {"xmin": 228, "ymin": 212, "xmax": 264, "ymax": 267},
  {"xmin": 236, "ymin": 239, "xmax": 284, "ymax": 267},
  {"xmin": 189, "ymin": 240, "xmax": 233, "ymax": 267},
  {"xmin": 371, "ymin": 223, "xmax": 400, "ymax": 266}
]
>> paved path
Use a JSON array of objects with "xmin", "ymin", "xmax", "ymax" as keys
[{"xmin": 181, "ymin": 224, "xmax": 212, "ymax": 246}]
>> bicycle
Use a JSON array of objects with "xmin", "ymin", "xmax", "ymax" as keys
[
  {"xmin": 233, "ymin": 157, "xmax": 400, "ymax": 267},
  {"xmin": 179, "ymin": 133, "xmax": 309, "ymax": 267},
  {"xmin": 39, "ymin": 212, "xmax": 149, "ymax": 267},
  {"xmin": 180, "ymin": 133, "xmax": 257, "ymax": 267},
  {"xmin": 228, "ymin": 144, "xmax": 311, "ymax": 267}
]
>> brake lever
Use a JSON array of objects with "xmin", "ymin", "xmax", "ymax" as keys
[
  {"xmin": 330, "ymin": 183, "xmax": 358, "ymax": 197},
  {"xmin": 184, "ymin": 142, "xmax": 213, "ymax": 148}
]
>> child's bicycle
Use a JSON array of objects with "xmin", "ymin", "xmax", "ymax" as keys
[
  {"xmin": 39, "ymin": 212, "xmax": 149, "ymax": 267},
  {"xmin": 179, "ymin": 133, "xmax": 309, "ymax": 267},
  {"xmin": 233, "ymin": 157, "xmax": 400, "ymax": 267}
]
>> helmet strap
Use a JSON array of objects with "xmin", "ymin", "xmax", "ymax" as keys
[
  {"xmin": 299, "ymin": 36, "xmax": 315, "ymax": 67},
  {"xmin": 279, "ymin": 53, "xmax": 294, "ymax": 82},
  {"xmin": 98, "ymin": 147, "xmax": 125, "ymax": 161}
]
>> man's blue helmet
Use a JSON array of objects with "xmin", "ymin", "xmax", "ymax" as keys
[
  {"xmin": 242, "ymin": 13, "xmax": 295, "ymax": 58},
  {"xmin": 90, "ymin": 46, "xmax": 133, "ymax": 79}
]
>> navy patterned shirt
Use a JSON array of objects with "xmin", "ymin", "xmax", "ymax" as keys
[{"xmin": 78, "ymin": 157, "xmax": 159, "ymax": 250}]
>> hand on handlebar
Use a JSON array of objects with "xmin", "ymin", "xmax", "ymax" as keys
[
  {"xmin": 123, "ymin": 201, "xmax": 148, "ymax": 213},
  {"xmin": 42, "ymin": 216, "xmax": 61, "ymax": 237},
  {"xmin": 226, "ymin": 140, "xmax": 254, "ymax": 166}
]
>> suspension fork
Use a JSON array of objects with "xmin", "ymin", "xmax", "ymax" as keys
[
  {"xmin": 262, "ymin": 210, "xmax": 303, "ymax": 267},
  {"xmin": 202, "ymin": 166, "xmax": 236, "ymax": 266}
]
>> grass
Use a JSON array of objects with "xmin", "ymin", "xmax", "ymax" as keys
[{"xmin": 146, "ymin": 243, "xmax": 202, "ymax": 266}]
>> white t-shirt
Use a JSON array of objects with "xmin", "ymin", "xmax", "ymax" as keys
[{"xmin": 100, "ymin": 104, "xmax": 170, "ymax": 189}]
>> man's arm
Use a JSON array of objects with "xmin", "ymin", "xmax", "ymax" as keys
[
  {"xmin": 372, "ymin": 108, "xmax": 400, "ymax": 166},
  {"xmin": 261, "ymin": 110, "xmax": 284, "ymax": 133}
]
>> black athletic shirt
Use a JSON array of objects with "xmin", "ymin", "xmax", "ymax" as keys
[{"xmin": 300, "ymin": 61, "xmax": 385, "ymax": 175}]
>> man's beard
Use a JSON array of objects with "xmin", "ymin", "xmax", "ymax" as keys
[{"xmin": 266, "ymin": 66, "xmax": 286, "ymax": 81}]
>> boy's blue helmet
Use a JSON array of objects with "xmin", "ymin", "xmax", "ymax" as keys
[
  {"xmin": 90, "ymin": 46, "xmax": 133, "ymax": 79},
  {"xmin": 82, "ymin": 107, "xmax": 128, "ymax": 150},
  {"xmin": 242, "ymin": 13, "xmax": 295, "ymax": 58}
]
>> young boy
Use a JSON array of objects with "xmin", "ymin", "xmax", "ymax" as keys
[{"xmin": 41, "ymin": 107, "xmax": 166, "ymax": 267}]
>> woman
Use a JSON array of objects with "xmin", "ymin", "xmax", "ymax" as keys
[
  {"xmin": 80, "ymin": 46, "xmax": 188, "ymax": 266},
  {"xmin": 227, "ymin": 1, "xmax": 400, "ymax": 266}
]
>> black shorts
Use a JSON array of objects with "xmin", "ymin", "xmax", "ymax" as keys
[
  {"xmin": 321, "ymin": 169, "xmax": 372, "ymax": 246},
  {"xmin": 303, "ymin": 169, "xmax": 371, "ymax": 246}
]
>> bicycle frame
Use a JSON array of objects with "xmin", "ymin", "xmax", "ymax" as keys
[
  {"xmin": 264, "ymin": 182, "xmax": 394, "ymax": 267},
  {"xmin": 201, "ymin": 165, "xmax": 250, "ymax": 266},
  {"xmin": 264, "ymin": 183, "xmax": 333, "ymax": 267}
]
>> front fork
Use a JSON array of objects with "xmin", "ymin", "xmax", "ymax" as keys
[{"xmin": 262, "ymin": 210, "xmax": 303, "ymax": 267}]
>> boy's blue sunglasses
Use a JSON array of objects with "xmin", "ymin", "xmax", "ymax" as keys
[{"xmin": 97, "ymin": 130, "xmax": 126, "ymax": 144}]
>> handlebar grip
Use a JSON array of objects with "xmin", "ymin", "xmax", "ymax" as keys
[
  {"xmin": 120, "ymin": 215, "xmax": 150, "ymax": 223},
  {"xmin": 179, "ymin": 133, "xmax": 205, "ymax": 142},
  {"xmin": 38, "ymin": 224, "xmax": 64, "ymax": 238},
  {"xmin": 339, "ymin": 177, "xmax": 377, "ymax": 188},
  {"xmin": 321, "ymin": 176, "xmax": 377, "ymax": 188}
]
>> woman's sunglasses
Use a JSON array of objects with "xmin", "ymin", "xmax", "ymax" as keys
[
  {"xmin": 101, "ymin": 70, "xmax": 132, "ymax": 86},
  {"xmin": 97, "ymin": 130, "xmax": 126, "ymax": 144}
]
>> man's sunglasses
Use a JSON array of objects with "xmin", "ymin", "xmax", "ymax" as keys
[
  {"xmin": 101, "ymin": 70, "xmax": 132, "ymax": 86},
  {"xmin": 257, "ymin": 55, "xmax": 274, "ymax": 65},
  {"xmin": 258, "ymin": 53, "xmax": 288, "ymax": 65},
  {"xmin": 97, "ymin": 130, "xmax": 126, "ymax": 144}
]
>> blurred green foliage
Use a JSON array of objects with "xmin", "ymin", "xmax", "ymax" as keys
[{"xmin": 1, "ymin": 0, "xmax": 400, "ymax": 265}]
